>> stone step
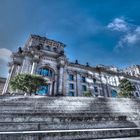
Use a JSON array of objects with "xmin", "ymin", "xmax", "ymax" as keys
[
  {"xmin": 0, "ymin": 96, "xmax": 139, "ymax": 103},
  {"xmin": 0, "ymin": 101, "xmax": 139, "ymax": 106},
  {"xmin": 0, "ymin": 96, "xmax": 140, "ymax": 139},
  {"xmin": 0, "ymin": 114, "xmax": 139, "ymax": 124},
  {"xmin": 0, "ymin": 97, "xmax": 139, "ymax": 111},
  {"xmin": 1, "ymin": 103, "xmax": 139, "ymax": 109},
  {"xmin": 0, "ymin": 121, "xmax": 138, "ymax": 131},
  {"xmin": 0, "ymin": 103, "xmax": 140, "ymax": 107},
  {"xmin": 0, "ymin": 108, "xmax": 139, "ymax": 113},
  {"xmin": 1, "ymin": 103, "xmax": 139, "ymax": 106},
  {"xmin": 0, "ymin": 110, "xmax": 138, "ymax": 114},
  {"xmin": 100, "ymin": 138, "xmax": 140, "ymax": 140},
  {"xmin": 0, "ymin": 128, "xmax": 140, "ymax": 140}
]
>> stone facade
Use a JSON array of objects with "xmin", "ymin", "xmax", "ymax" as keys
[
  {"xmin": 2, "ymin": 35, "xmax": 140, "ymax": 97},
  {"xmin": 123, "ymin": 65, "xmax": 140, "ymax": 77}
]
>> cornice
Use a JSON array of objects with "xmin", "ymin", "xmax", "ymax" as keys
[
  {"xmin": 30, "ymin": 34, "xmax": 66, "ymax": 48},
  {"xmin": 68, "ymin": 62, "xmax": 140, "ymax": 80}
]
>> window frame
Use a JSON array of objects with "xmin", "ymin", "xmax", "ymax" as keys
[
  {"xmin": 69, "ymin": 74, "xmax": 74, "ymax": 81},
  {"xmin": 69, "ymin": 91, "xmax": 75, "ymax": 96},
  {"xmin": 93, "ymin": 78, "xmax": 96, "ymax": 84},
  {"xmin": 94, "ymin": 87, "xmax": 98, "ymax": 93},
  {"xmin": 69, "ymin": 83, "xmax": 74, "ymax": 90},
  {"xmin": 37, "ymin": 68, "xmax": 54, "ymax": 78},
  {"xmin": 81, "ymin": 76, "xmax": 86, "ymax": 83},
  {"xmin": 82, "ymin": 85, "xmax": 87, "ymax": 91}
]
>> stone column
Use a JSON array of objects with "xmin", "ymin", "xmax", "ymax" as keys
[
  {"xmin": 76, "ymin": 73, "xmax": 81, "ymax": 96},
  {"xmin": 54, "ymin": 74, "xmax": 58, "ymax": 95},
  {"xmin": 20, "ymin": 56, "xmax": 32, "ymax": 74},
  {"xmin": 31, "ymin": 62, "xmax": 37, "ymax": 74},
  {"xmin": 75, "ymin": 72, "xmax": 78, "ymax": 96},
  {"xmin": 100, "ymin": 73, "xmax": 105, "ymax": 97},
  {"xmin": 51, "ymin": 81, "xmax": 55, "ymax": 96},
  {"xmin": 2, "ymin": 65, "xmax": 15, "ymax": 94},
  {"xmin": 31, "ymin": 62, "xmax": 35, "ymax": 74},
  {"xmin": 30, "ymin": 55, "xmax": 40, "ymax": 74},
  {"xmin": 62, "ymin": 68, "xmax": 67, "ymax": 96},
  {"xmin": 105, "ymin": 76, "xmax": 110, "ymax": 97},
  {"xmin": 16, "ymin": 65, "xmax": 21, "ymax": 75},
  {"xmin": 58, "ymin": 66, "xmax": 64, "ymax": 95},
  {"xmin": 97, "ymin": 70, "xmax": 105, "ymax": 97},
  {"xmin": 49, "ymin": 82, "xmax": 52, "ymax": 96}
]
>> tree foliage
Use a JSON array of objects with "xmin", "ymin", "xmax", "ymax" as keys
[
  {"xmin": 10, "ymin": 74, "xmax": 47, "ymax": 95},
  {"xmin": 118, "ymin": 78, "xmax": 136, "ymax": 98},
  {"xmin": 83, "ymin": 90, "xmax": 92, "ymax": 97}
]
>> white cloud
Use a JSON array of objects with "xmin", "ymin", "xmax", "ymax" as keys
[
  {"xmin": 107, "ymin": 17, "xmax": 140, "ymax": 48},
  {"xmin": 116, "ymin": 26, "xmax": 140, "ymax": 48},
  {"xmin": 0, "ymin": 48, "xmax": 12, "ymax": 61},
  {"xmin": 0, "ymin": 48, "xmax": 12, "ymax": 77},
  {"xmin": 124, "ymin": 34, "xmax": 137, "ymax": 44},
  {"xmin": 135, "ymin": 26, "xmax": 140, "ymax": 33},
  {"xmin": 107, "ymin": 17, "xmax": 128, "ymax": 32}
]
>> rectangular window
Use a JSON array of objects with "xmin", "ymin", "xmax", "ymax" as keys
[
  {"xmin": 69, "ymin": 91, "xmax": 74, "ymax": 96},
  {"xmin": 94, "ymin": 87, "xmax": 98, "ymax": 92},
  {"xmin": 81, "ymin": 76, "xmax": 86, "ymax": 83},
  {"xmin": 93, "ymin": 78, "xmax": 96, "ymax": 84},
  {"xmin": 82, "ymin": 85, "xmax": 87, "ymax": 91},
  {"xmin": 136, "ymin": 92, "xmax": 139, "ymax": 97},
  {"xmin": 69, "ymin": 74, "xmax": 74, "ymax": 81},
  {"xmin": 69, "ymin": 83, "xmax": 74, "ymax": 90}
]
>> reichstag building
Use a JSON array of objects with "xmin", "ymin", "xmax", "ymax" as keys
[{"xmin": 3, "ymin": 35, "xmax": 140, "ymax": 97}]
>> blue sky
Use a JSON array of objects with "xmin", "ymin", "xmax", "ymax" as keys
[{"xmin": 0, "ymin": 0, "xmax": 140, "ymax": 77}]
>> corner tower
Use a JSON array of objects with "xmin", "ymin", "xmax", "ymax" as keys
[{"xmin": 2, "ymin": 35, "xmax": 67, "ymax": 95}]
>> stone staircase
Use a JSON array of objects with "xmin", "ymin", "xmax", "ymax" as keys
[{"xmin": 0, "ymin": 96, "xmax": 140, "ymax": 139}]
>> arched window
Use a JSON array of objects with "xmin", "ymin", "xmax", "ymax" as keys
[
  {"xmin": 45, "ymin": 46, "xmax": 50, "ymax": 51},
  {"xmin": 111, "ymin": 90, "xmax": 117, "ymax": 97},
  {"xmin": 53, "ymin": 47, "xmax": 57, "ymax": 52},
  {"xmin": 37, "ymin": 67, "xmax": 54, "ymax": 78},
  {"xmin": 36, "ymin": 67, "xmax": 54, "ymax": 95}
]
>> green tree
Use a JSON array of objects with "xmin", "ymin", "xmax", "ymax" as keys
[
  {"xmin": 118, "ymin": 78, "xmax": 136, "ymax": 98},
  {"xmin": 10, "ymin": 74, "xmax": 47, "ymax": 95},
  {"xmin": 83, "ymin": 90, "xmax": 92, "ymax": 97}
]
